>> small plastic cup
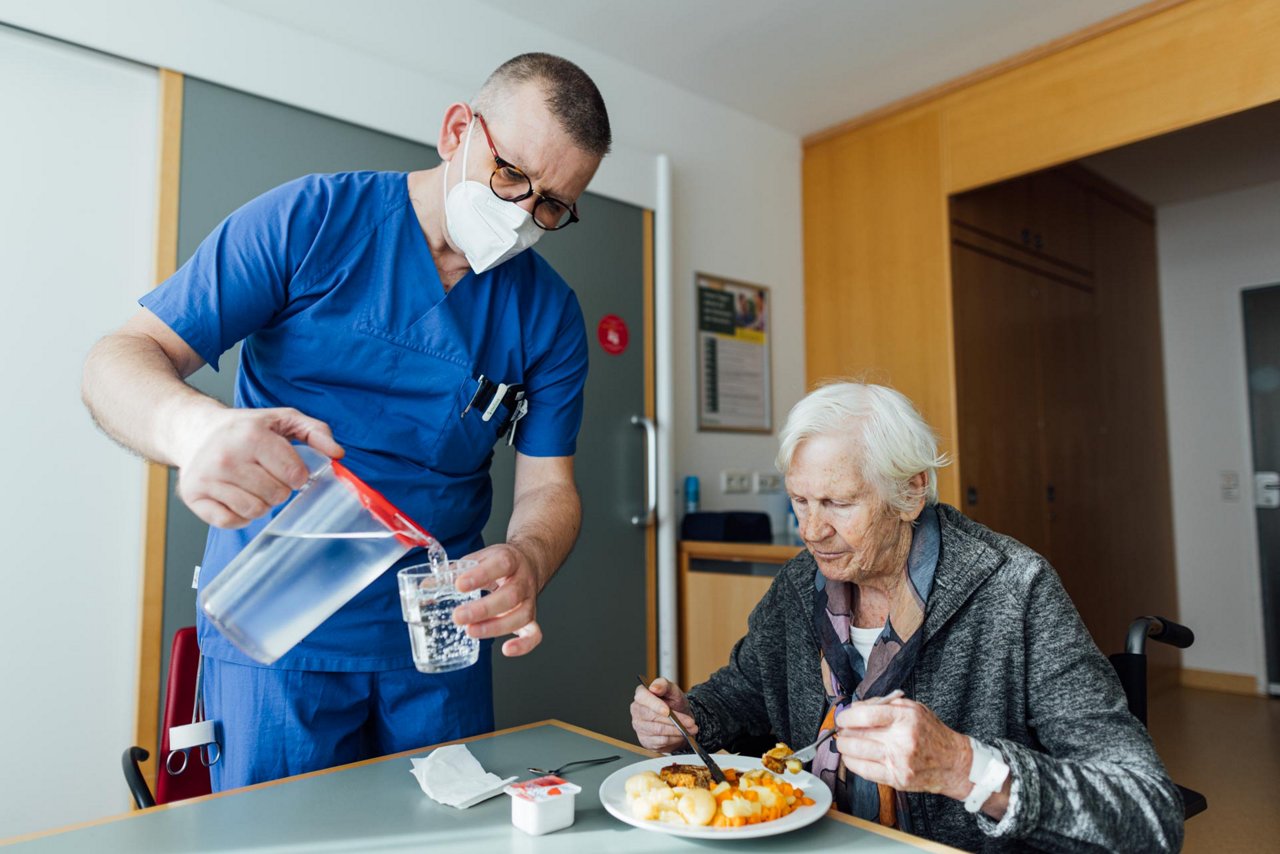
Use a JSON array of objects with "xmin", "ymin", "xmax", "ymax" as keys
[
  {"xmin": 504, "ymin": 775, "xmax": 581, "ymax": 835},
  {"xmin": 398, "ymin": 560, "xmax": 481, "ymax": 673}
]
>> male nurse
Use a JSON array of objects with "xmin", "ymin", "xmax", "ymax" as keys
[{"xmin": 81, "ymin": 53, "xmax": 610, "ymax": 790}]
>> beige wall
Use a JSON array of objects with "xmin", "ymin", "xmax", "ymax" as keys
[{"xmin": 1157, "ymin": 178, "xmax": 1279, "ymax": 687}]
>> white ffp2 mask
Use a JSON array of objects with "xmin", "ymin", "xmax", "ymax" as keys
[{"xmin": 442, "ymin": 119, "xmax": 542, "ymax": 274}]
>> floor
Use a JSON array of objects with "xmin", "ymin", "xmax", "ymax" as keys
[{"xmin": 1146, "ymin": 687, "xmax": 1279, "ymax": 852}]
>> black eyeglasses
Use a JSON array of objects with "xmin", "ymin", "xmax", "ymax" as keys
[{"xmin": 474, "ymin": 112, "xmax": 580, "ymax": 231}]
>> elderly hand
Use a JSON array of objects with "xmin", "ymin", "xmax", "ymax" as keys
[
  {"xmin": 451, "ymin": 543, "xmax": 544, "ymax": 657},
  {"xmin": 834, "ymin": 696, "xmax": 973, "ymax": 800},
  {"xmin": 631, "ymin": 678, "xmax": 697, "ymax": 752}
]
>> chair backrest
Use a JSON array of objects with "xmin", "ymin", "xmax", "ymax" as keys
[{"xmin": 154, "ymin": 627, "xmax": 211, "ymax": 804}]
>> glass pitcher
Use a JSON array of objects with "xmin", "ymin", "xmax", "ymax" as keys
[{"xmin": 199, "ymin": 447, "xmax": 443, "ymax": 664}]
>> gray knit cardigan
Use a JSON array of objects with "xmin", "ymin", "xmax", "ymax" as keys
[{"xmin": 686, "ymin": 504, "xmax": 1183, "ymax": 852}]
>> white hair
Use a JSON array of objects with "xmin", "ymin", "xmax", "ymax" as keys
[{"xmin": 775, "ymin": 382, "xmax": 950, "ymax": 513}]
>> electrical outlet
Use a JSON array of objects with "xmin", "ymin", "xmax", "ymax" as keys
[
  {"xmin": 753, "ymin": 471, "xmax": 783, "ymax": 493},
  {"xmin": 721, "ymin": 469, "xmax": 751, "ymax": 494}
]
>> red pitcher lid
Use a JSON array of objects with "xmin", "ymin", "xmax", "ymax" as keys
[{"xmin": 329, "ymin": 459, "xmax": 435, "ymax": 549}]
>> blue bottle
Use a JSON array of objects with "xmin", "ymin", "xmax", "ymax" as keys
[{"xmin": 684, "ymin": 476, "xmax": 700, "ymax": 515}]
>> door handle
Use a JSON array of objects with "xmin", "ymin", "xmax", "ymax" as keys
[
  {"xmin": 631, "ymin": 415, "xmax": 656, "ymax": 527},
  {"xmin": 1256, "ymin": 472, "xmax": 1280, "ymax": 509}
]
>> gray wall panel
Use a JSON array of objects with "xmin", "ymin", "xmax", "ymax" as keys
[
  {"xmin": 161, "ymin": 78, "xmax": 445, "ymax": 733},
  {"xmin": 158, "ymin": 77, "xmax": 650, "ymax": 749}
]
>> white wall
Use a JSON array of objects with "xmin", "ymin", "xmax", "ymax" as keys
[
  {"xmin": 0, "ymin": 27, "xmax": 155, "ymax": 838},
  {"xmin": 0, "ymin": 0, "xmax": 808, "ymax": 529},
  {"xmin": 1157, "ymin": 178, "xmax": 1280, "ymax": 688}
]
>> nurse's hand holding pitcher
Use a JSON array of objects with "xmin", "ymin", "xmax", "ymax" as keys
[{"xmin": 175, "ymin": 406, "xmax": 344, "ymax": 529}]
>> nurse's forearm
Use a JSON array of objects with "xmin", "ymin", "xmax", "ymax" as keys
[
  {"xmin": 505, "ymin": 479, "xmax": 581, "ymax": 590},
  {"xmin": 82, "ymin": 330, "xmax": 226, "ymax": 467}
]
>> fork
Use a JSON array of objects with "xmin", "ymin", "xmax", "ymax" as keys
[
  {"xmin": 780, "ymin": 689, "xmax": 906, "ymax": 764},
  {"xmin": 527, "ymin": 755, "xmax": 621, "ymax": 776}
]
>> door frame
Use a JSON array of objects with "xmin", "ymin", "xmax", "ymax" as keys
[
  {"xmin": 1241, "ymin": 281, "xmax": 1280, "ymax": 695},
  {"xmin": 132, "ymin": 67, "xmax": 183, "ymax": 795}
]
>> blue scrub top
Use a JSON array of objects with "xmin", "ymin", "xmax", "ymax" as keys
[{"xmin": 142, "ymin": 172, "xmax": 589, "ymax": 671}]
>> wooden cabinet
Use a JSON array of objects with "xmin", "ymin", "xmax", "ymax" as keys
[
  {"xmin": 952, "ymin": 245, "xmax": 1051, "ymax": 556},
  {"xmin": 1038, "ymin": 282, "xmax": 1105, "ymax": 632},
  {"xmin": 1029, "ymin": 171, "xmax": 1093, "ymax": 273},
  {"xmin": 950, "ymin": 167, "xmax": 1168, "ymax": 650},
  {"xmin": 951, "ymin": 167, "xmax": 1094, "ymax": 274},
  {"xmin": 1089, "ymin": 191, "xmax": 1179, "ymax": 672},
  {"xmin": 678, "ymin": 541, "xmax": 802, "ymax": 687}
]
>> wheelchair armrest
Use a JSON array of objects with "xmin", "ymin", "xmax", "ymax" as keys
[
  {"xmin": 122, "ymin": 746, "xmax": 157, "ymax": 809},
  {"xmin": 1178, "ymin": 783, "xmax": 1207, "ymax": 819},
  {"xmin": 1125, "ymin": 616, "xmax": 1195, "ymax": 654}
]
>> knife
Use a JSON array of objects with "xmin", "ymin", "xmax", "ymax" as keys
[{"xmin": 636, "ymin": 675, "xmax": 727, "ymax": 785}]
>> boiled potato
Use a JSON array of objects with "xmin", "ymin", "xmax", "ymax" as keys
[
  {"xmin": 627, "ymin": 783, "xmax": 676, "ymax": 821},
  {"xmin": 721, "ymin": 797, "xmax": 762, "ymax": 819},
  {"xmin": 625, "ymin": 771, "xmax": 665, "ymax": 798},
  {"xmin": 674, "ymin": 786, "xmax": 716, "ymax": 826},
  {"xmin": 749, "ymin": 785, "xmax": 780, "ymax": 808}
]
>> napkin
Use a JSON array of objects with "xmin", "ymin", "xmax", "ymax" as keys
[{"xmin": 409, "ymin": 745, "xmax": 518, "ymax": 809}]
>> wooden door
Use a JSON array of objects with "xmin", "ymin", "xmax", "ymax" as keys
[
  {"xmin": 1091, "ymin": 193, "xmax": 1179, "ymax": 671},
  {"xmin": 1038, "ymin": 282, "xmax": 1104, "ymax": 637},
  {"xmin": 952, "ymin": 244, "xmax": 1049, "ymax": 555}
]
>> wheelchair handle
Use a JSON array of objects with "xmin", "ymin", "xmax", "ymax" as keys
[
  {"xmin": 122, "ymin": 746, "xmax": 157, "ymax": 809},
  {"xmin": 1126, "ymin": 616, "xmax": 1195, "ymax": 654}
]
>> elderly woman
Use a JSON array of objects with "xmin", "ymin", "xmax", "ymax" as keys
[{"xmin": 632, "ymin": 383, "xmax": 1182, "ymax": 851}]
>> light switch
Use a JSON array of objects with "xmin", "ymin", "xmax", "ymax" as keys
[{"xmin": 1220, "ymin": 471, "xmax": 1241, "ymax": 502}]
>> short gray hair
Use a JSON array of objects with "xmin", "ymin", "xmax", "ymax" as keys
[
  {"xmin": 473, "ymin": 52, "xmax": 611, "ymax": 157},
  {"xmin": 776, "ymin": 382, "xmax": 950, "ymax": 513}
]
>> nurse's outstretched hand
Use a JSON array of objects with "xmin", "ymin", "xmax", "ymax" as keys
[
  {"xmin": 451, "ymin": 543, "xmax": 544, "ymax": 657},
  {"xmin": 176, "ymin": 406, "xmax": 344, "ymax": 529}
]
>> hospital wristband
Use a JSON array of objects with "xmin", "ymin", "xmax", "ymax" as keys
[{"xmin": 963, "ymin": 736, "xmax": 1010, "ymax": 814}]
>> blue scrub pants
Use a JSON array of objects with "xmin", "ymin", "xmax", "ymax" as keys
[{"xmin": 202, "ymin": 649, "xmax": 494, "ymax": 791}]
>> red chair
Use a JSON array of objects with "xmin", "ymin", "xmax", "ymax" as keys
[{"xmin": 122, "ymin": 627, "xmax": 212, "ymax": 807}]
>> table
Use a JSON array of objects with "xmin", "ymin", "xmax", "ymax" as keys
[{"xmin": 6, "ymin": 721, "xmax": 957, "ymax": 852}]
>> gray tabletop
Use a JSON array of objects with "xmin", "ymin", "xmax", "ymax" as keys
[{"xmin": 10, "ymin": 723, "xmax": 945, "ymax": 852}]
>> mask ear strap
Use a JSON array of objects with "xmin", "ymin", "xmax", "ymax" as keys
[
  {"xmin": 442, "ymin": 114, "xmax": 476, "ymax": 205},
  {"xmin": 461, "ymin": 114, "xmax": 475, "ymax": 180}
]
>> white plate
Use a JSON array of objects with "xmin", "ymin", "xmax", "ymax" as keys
[{"xmin": 598, "ymin": 754, "xmax": 833, "ymax": 840}]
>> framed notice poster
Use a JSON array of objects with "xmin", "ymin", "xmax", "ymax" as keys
[{"xmin": 696, "ymin": 273, "xmax": 772, "ymax": 432}]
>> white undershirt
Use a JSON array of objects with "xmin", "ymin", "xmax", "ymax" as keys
[{"xmin": 849, "ymin": 624, "xmax": 883, "ymax": 668}]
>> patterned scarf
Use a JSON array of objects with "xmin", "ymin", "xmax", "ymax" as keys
[{"xmin": 810, "ymin": 506, "xmax": 940, "ymax": 831}]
